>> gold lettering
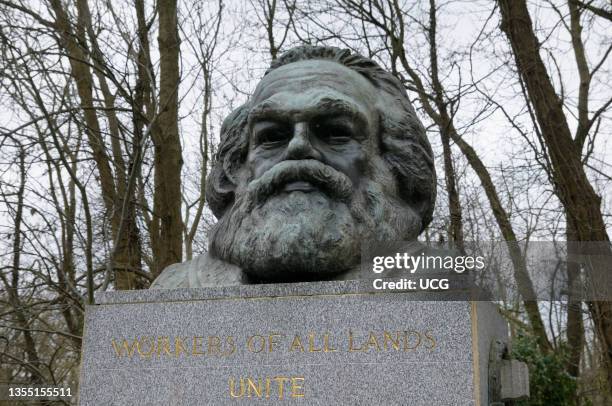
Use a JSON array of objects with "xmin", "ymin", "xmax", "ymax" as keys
[
  {"xmin": 308, "ymin": 332, "xmax": 321, "ymax": 352},
  {"xmin": 229, "ymin": 376, "xmax": 304, "ymax": 399},
  {"xmin": 289, "ymin": 335, "xmax": 305, "ymax": 352},
  {"xmin": 225, "ymin": 336, "xmax": 236, "ymax": 356},
  {"xmin": 291, "ymin": 377, "xmax": 305, "ymax": 398},
  {"xmin": 136, "ymin": 337, "xmax": 155, "ymax": 358},
  {"xmin": 192, "ymin": 336, "xmax": 204, "ymax": 356},
  {"xmin": 246, "ymin": 377, "xmax": 262, "ymax": 398},
  {"xmin": 229, "ymin": 378, "xmax": 245, "ymax": 398},
  {"xmin": 383, "ymin": 331, "xmax": 401, "ymax": 351},
  {"xmin": 112, "ymin": 335, "xmax": 245, "ymax": 359},
  {"xmin": 365, "ymin": 332, "xmax": 381, "ymax": 351},
  {"xmin": 175, "ymin": 337, "xmax": 187, "ymax": 357},
  {"xmin": 424, "ymin": 330, "xmax": 436, "ymax": 351},
  {"xmin": 348, "ymin": 330, "xmax": 363, "ymax": 352},
  {"xmin": 323, "ymin": 333, "xmax": 338, "ymax": 352},
  {"xmin": 268, "ymin": 333, "xmax": 282, "ymax": 353},
  {"xmin": 273, "ymin": 376, "xmax": 289, "ymax": 399},
  {"xmin": 156, "ymin": 336, "xmax": 173, "ymax": 356},
  {"xmin": 403, "ymin": 331, "xmax": 421, "ymax": 351},
  {"xmin": 111, "ymin": 338, "xmax": 138, "ymax": 358},
  {"xmin": 208, "ymin": 336, "xmax": 221, "ymax": 355},
  {"xmin": 265, "ymin": 377, "xmax": 271, "ymax": 398},
  {"xmin": 247, "ymin": 335, "xmax": 266, "ymax": 353}
]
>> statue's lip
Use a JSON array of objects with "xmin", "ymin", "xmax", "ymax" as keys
[{"xmin": 282, "ymin": 181, "xmax": 317, "ymax": 193}]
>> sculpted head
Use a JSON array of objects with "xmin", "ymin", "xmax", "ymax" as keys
[{"xmin": 207, "ymin": 46, "xmax": 435, "ymax": 283}]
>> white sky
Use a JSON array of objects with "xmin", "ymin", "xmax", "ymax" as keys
[{"xmin": 0, "ymin": 0, "xmax": 610, "ymax": 254}]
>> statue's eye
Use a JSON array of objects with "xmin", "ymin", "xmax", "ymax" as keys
[
  {"xmin": 257, "ymin": 128, "xmax": 290, "ymax": 147},
  {"xmin": 313, "ymin": 122, "xmax": 353, "ymax": 145}
]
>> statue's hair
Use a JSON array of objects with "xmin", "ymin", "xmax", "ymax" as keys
[{"xmin": 206, "ymin": 45, "xmax": 436, "ymax": 231}]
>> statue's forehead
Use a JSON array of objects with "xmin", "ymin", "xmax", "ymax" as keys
[
  {"xmin": 252, "ymin": 60, "xmax": 378, "ymax": 107},
  {"xmin": 250, "ymin": 88, "xmax": 365, "ymax": 116}
]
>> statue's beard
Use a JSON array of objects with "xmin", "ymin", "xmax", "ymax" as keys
[{"xmin": 210, "ymin": 159, "xmax": 421, "ymax": 282}]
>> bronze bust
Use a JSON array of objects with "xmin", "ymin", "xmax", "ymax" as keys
[{"xmin": 152, "ymin": 45, "xmax": 435, "ymax": 288}]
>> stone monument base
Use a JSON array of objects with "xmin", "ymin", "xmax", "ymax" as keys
[{"xmin": 79, "ymin": 281, "xmax": 508, "ymax": 405}]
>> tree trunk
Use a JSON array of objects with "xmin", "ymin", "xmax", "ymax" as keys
[
  {"xmin": 1, "ymin": 149, "xmax": 44, "ymax": 384},
  {"xmin": 50, "ymin": 0, "xmax": 144, "ymax": 290},
  {"xmin": 76, "ymin": 0, "xmax": 144, "ymax": 289},
  {"xmin": 498, "ymin": 0, "xmax": 612, "ymax": 394},
  {"xmin": 151, "ymin": 0, "xmax": 183, "ymax": 276},
  {"xmin": 449, "ymin": 129, "xmax": 553, "ymax": 354},
  {"xmin": 439, "ymin": 119, "xmax": 465, "ymax": 253},
  {"xmin": 427, "ymin": 0, "xmax": 465, "ymax": 254},
  {"xmin": 378, "ymin": 0, "xmax": 552, "ymax": 353},
  {"xmin": 566, "ymin": 222, "xmax": 584, "ymax": 380}
]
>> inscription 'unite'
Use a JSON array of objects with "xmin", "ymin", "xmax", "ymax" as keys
[{"xmin": 229, "ymin": 376, "xmax": 305, "ymax": 399}]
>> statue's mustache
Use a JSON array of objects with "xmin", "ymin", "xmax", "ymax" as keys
[{"xmin": 245, "ymin": 159, "xmax": 353, "ymax": 209}]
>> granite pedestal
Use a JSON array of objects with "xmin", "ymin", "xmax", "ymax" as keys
[{"xmin": 79, "ymin": 281, "xmax": 508, "ymax": 405}]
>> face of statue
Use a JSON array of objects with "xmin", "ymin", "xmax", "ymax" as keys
[
  {"xmin": 210, "ymin": 60, "xmax": 422, "ymax": 282},
  {"xmin": 247, "ymin": 60, "xmax": 380, "ymax": 191}
]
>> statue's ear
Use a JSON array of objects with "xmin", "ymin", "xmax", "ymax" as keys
[
  {"xmin": 206, "ymin": 164, "xmax": 234, "ymax": 219},
  {"xmin": 379, "ymin": 109, "xmax": 436, "ymax": 234},
  {"xmin": 206, "ymin": 104, "xmax": 251, "ymax": 219}
]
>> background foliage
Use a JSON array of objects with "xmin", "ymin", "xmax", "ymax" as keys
[{"xmin": 0, "ymin": 0, "xmax": 610, "ymax": 404}]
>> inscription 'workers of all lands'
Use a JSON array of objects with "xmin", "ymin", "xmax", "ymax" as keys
[{"xmin": 110, "ymin": 330, "xmax": 437, "ymax": 359}]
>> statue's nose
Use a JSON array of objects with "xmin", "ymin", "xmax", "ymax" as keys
[{"xmin": 284, "ymin": 122, "xmax": 322, "ymax": 161}]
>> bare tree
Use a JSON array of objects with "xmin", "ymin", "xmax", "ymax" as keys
[
  {"xmin": 498, "ymin": 0, "xmax": 612, "ymax": 394},
  {"xmin": 181, "ymin": 0, "xmax": 226, "ymax": 260},
  {"xmin": 248, "ymin": 0, "xmax": 298, "ymax": 60},
  {"xmin": 150, "ymin": 0, "xmax": 184, "ymax": 277},
  {"xmin": 326, "ymin": 0, "xmax": 553, "ymax": 353}
]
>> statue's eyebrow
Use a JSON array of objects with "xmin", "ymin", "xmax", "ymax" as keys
[
  {"xmin": 308, "ymin": 98, "xmax": 369, "ymax": 129},
  {"xmin": 248, "ymin": 100, "xmax": 289, "ymax": 122},
  {"xmin": 248, "ymin": 98, "xmax": 367, "ymax": 125},
  {"xmin": 312, "ymin": 98, "xmax": 362, "ymax": 118}
]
